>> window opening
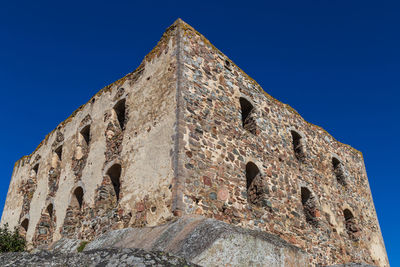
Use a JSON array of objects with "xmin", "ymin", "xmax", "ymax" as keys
[
  {"xmin": 73, "ymin": 187, "xmax": 84, "ymax": 209},
  {"xmin": 291, "ymin": 130, "xmax": 305, "ymax": 162},
  {"xmin": 301, "ymin": 187, "xmax": 318, "ymax": 226},
  {"xmin": 239, "ymin": 97, "xmax": 257, "ymax": 134},
  {"xmin": 55, "ymin": 146, "xmax": 63, "ymax": 161},
  {"xmin": 332, "ymin": 157, "xmax": 347, "ymax": 186},
  {"xmin": 33, "ymin": 164, "xmax": 39, "ymax": 175},
  {"xmin": 46, "ymin": 204, "xmax": 54, "ymax": 218},
  {"xmin": 21, "ymin": 218, "xmax": 29, "ymax": 232},
  {"xmin": 80, "ymin": 125, "xmax": 91, "ymax": 146},
  {"xmin": 344, "ymin": 209, "xmax": 359, "ymax": 241},
  {"xmin": 107, "ymin": 164, "xmax": 122, "ymax": 202},
  {"xmin": 246, "ymin": 162, "xmax": 266, "ymax": 206},
  {"xmin": 113, "ymin": 99, "xmax": 126, "ymax": 130}
]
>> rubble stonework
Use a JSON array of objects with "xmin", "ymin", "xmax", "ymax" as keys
[
  {"xmin": 32, "ymin": 203, "xmax": 56, "ymax": 247},
  {"xmin": 1, "ymin": 19, "xmax": 388, "ymax": 266}
]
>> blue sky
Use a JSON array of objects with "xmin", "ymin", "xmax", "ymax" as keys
[{"xmin": 0, "ymin": 0, "xmax": 398, "ymax": 264}]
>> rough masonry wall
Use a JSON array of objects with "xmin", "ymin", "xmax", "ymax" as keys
[
  {"xmin": 1, "ymin": 24, "xmax": 179, "ymax": 246},
  {"xmin": 1, "ymin": 19, "xmax": 387, "ymax": 267},
  {"xmin": 176, "ymin": 24, "xmax": 388, "ymax": 266}
]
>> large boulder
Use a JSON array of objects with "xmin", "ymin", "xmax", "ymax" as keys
[{"xmin": 84, "ymin": 215, "xmax": 309, "ymax": 266}]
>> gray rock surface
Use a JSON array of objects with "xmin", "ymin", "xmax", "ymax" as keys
[
  {"xmin": 85, "ymin": 215, "xmax": 309, "ymax": 266},
  {"xmin": 0, "ymin": 215, "xmax": 377, "ymax": 266},
  {"xmin": 48, "ymin": 237, "xmax": 82, "ymax": 253},
  {"xmin": 0, "ymin": 248, "xmax": 198, "ymax": 267}
]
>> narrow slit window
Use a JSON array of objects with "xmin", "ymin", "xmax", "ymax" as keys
[
  {"xmin": 46, "ymin": 204, "xmax": 54, "ymax": 218},
  {"xmin": 301, "ymin": 187, "xmax": 318, "ymax": 226},
  {"xmin": 240, "ymin": 97, "xmax": 253, "ymax": 127},
  {"xmin": 113, "ymin": 99, "xmax": 126, "ymax": 130},
  {"xmin": 332, "ymin": 157, "xmax": 347, "ymax": 186},
  {"xmin": 21, "ymin": 218, "xmax": 29, "ymax": 232},
  {"xmin": 246, "ymin": 162, "xmax": 265, "ymax": 205},
  {"xmin": 246, "ymin": 162, "xmax": 260, "ymax": 190},
  {"xmin": 73, "ymin": 187, "xmax": 84, "ymax": 209},
  {"xmin": 80, "ymin": 125, "xmax": 91, "ymax": 146},
  {"xmin": 344, "ymin": 209, "xmax": 359, "ymax": 241},
  {"xmin": 107, "ymin": 164, "xmax": 122, "ymax": 202},
  {"xmin": 33, "ymin": 164, "xmax": 39, "ymax": 175},
  {"xmin": 55, "ymin": 146, "xmax": 63, "ymax": 161},
  {"xmin": 239, "ymin": 97, "xmax": 257, "ymax": 134},
  {"xmin": 291, "ymin": 130, "xmax": 305, "ymax": 162}
]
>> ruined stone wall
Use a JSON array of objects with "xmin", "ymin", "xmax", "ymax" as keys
[
  {"xmin": 176, "ymin": 23, "xmax": 388, "ymax": 266},
  {"xmin": 1, "ymin": 23, "xmax": 179, "ymax": 246},
  {"xmin": 1, "ymin": 19, "xmax": 387, "ymax": 266}
]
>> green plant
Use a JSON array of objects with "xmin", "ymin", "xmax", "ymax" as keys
[
  {"xmin": 77, "ymin": 241, "xmax": 89, "ymax": 252},
  {"xmin": 0, "ymin": 223, "xmax": 26, "ymax": 252}
]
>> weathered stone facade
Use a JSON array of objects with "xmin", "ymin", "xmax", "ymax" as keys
[{"xmin": 1, "ymin": 19, "xmax": 388, "ymax": 266}]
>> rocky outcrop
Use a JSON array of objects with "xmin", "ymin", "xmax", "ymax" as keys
[
  {"xmin": 0, "ymin": 248, "xmax": 198, "ymax": 267},
  {"xmin": 0, "ymin": 215, "xmax": 377, "ymax": 266},
  {"xmin": 59, "ymin": 215, "xmax": 309, "ymax": 266}
]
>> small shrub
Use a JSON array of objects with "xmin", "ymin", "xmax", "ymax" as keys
[
  {"xmin": 0, "ymin": 223, "xmax": 26, "ymax": 252},
  {"xmin": 77, "ymin": 241, "xmax": 89, "ymax": 252}
]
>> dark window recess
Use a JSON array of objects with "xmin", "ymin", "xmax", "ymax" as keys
[
  {"xmin": 246, "ymin": 162, "xmax": 266, "ymax": 206},
  {"xmin": 291, "ymin": 130, "xmax": 305, "ymax": 162},
  {"xmin": 224, "ymin": 60, "xmax": 232, "ymax": 71},
  {"xmin": 33, "ymin": 164, "xmax": 39, "ymax": 175},
  {"xmin": 344, "ymin": 209, "xmax": 360, "ymax": 241},
  {"xmin": 301, "ymin": 187, "xmax": 318, "ymax": 227},
  {"xmin": 55, "ymin": 146, "xmax": 63, "ymax": 161},
  {"xmin": 107, "ymin": 164, "xmax": 122, "ymax": 202},
  {"xmin": 47, "ymin": 204, "xmax": 54, "ymax": 218},
  {"xmin": 332, "ymin": 157, "xmax": 347, "ymax": 186},
  {"xmin": 114, "ymin": 99, "xmax": 126, "ymax": 130},
  {"xmin": 73, "ymin": 187, "xmax": 84, "ymax": 209},
  {"xmin": 21, "ymin": 218, "xmax": 29, "ymax": 232},
  {"xmin": 80, "ymin": 125, "xmax": 91, "ymax": 146},
  {"xmin": 239, "ymin": 97, "xmax": 257, "ymax": 135}
]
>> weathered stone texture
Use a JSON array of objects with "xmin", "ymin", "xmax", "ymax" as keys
[
  {"xmin": 176, "ymin": 21, "xmax": 388, "ymax": 266},
  {"xmin": 1, "ymin": 20, "xmax": 179, "ymax": 248},
  {"xmin": 66, "ymin": 215, "xmax": 309, "ymax": 267},
  {"xmin": 0, "ymin": 248, "xmax": 198, "ymax": 267},
  {"xmin": 1, "ymin": 19, "xmax": 388, "ymax": 266}
]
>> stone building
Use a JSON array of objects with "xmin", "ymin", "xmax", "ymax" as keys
[{"xmin": 1, "ymin": 19, "xmax": 388, "ymax": 266}]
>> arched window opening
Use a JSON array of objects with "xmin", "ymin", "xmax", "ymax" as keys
[
  {"xmin": 107, "ymin": 164, "xmax": 122, "ymax": 202},
  {"xmin": 291, "ymin": 130, "xmax": 305, "ymax": 162},
  {"xmin": 55, "ymin": 146, "xmax": 63, "ymax": 161},
  {"xmin": 332, "ymin": 157, "xmax": 347, "ymax": 186},
  {"xmin": 239, "ymin": 97, "xmax": 257, "ymax": 134},
  {"xmin": 344, "ymin": 209, "xmax": 353, "ymax": 221},
  {"xmin": 21, "ymin": 218, "xmax": 29, "ymax": 232},
  {"xmin": 240, "ymin": 97, "xmax": 253, "ymax": 126},
  {"xmin": 246, "ymin": 162, "xmax": 260, "ymax": 190},
  {"xmin": 114, "ymin": 99, "xmax": 126, "ymax": 130},
  {"xmin": 73, "ymin": 187, "xmax": 84, "ymax": 209},
  {"xmin": 33, "ymin": 164, "xmax": 39, "ymax": 175},
  {"xmin": 46, "ymin": 204, "xmax": 54, "ymax": 218},
  {"xmin": 80, "ymin": 125, "xmax": 91, "ymax": 146},
  {"xmin": 246, "ymin": 162, "xmax": 265, "ymax": 206},
  {"xmin": 344, "ymin": 209, "xmax": 359, "ymax": 241},
  {"xmin": 301, "ymin": 187, "xmax": 318, "ymax": 226}
]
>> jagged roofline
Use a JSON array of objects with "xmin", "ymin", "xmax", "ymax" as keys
[{"xmin": 14, "ymin": 18, "xmax": 362, "ymax": 167}]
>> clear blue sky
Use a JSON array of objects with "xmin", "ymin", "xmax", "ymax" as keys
[{"xmin": 0, "ymin": 0, "xmax": 398, "ymax": 264}]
